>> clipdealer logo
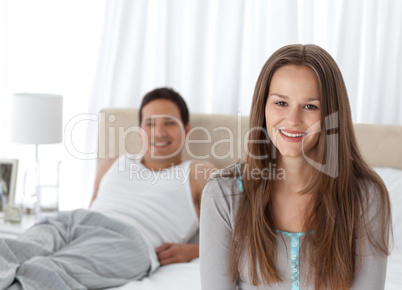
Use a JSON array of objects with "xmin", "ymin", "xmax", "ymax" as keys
[{"xmin": 63, "ymin": 111, "xmax": 339, "ymax": 178}]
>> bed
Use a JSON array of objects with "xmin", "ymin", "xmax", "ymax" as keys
[{"xmin": 99, "ymin": 108, "xmax": 402, "ymax": 290}]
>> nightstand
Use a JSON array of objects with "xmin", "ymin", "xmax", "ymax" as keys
[{"xmin": 0, "ymin": 214, "xmax": 37, "ymax": 239}]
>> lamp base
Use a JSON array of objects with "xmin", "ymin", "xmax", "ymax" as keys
[{"xmin": 22, "ymin": 159, "xmax": 61, "ymax": 219}]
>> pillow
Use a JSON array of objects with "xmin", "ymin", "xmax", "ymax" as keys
[{"xmin": 373, "ymin": 167, "xmax": 402, "ymax": 255}]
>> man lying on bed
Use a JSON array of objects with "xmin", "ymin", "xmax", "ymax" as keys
[{"xmin": 0, "ymin": 88, "xmax": 215, "ymax": 290}]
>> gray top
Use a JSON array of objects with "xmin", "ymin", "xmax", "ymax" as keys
[{"xmin": 200, "ymin": 164, "xmax": 388, "ymax": 290}]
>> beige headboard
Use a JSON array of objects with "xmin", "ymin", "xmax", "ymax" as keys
[{"xmin": 98, "ymin": 108, "xmax": 402, "ymax": 170}]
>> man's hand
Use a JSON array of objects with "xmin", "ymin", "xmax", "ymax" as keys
[{"xmin": 155, "ymin": 243, "xmax": 199, "ymax": 266}]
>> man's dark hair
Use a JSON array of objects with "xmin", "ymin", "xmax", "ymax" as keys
[{"xmin": 139, "ymin": 88, "xmax": 189, "ymax": 126}]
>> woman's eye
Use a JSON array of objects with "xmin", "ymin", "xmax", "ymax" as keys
[
  {"xmin": 304, "ymin": 104, "xmax": 318, "ymax": 110},
  {"xmin": 166, "ymin": 121, "xmax": 176, "ymax": 126},
  {"xmin": 145, "ymin": 123, "xmax": 154, "ymax": 127},
  {"xmin": 276, "ymin": 101, "xmax": 287, "ymax": 107}
]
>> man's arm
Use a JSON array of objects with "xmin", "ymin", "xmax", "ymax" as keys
[
  {"xmin": 89, "ymin": 158, "xmax": 117, "ymax": 207},
  {"xmin": 189, "ymin": 160, "xmax": 217, "ymax": 218},
  {"xmin": 156, "ymin": 160, "xmax": 216, "ymax": 265},
  {"xmin": 155, "ymin": 243, "xmax": 199, "ymax": 265}
]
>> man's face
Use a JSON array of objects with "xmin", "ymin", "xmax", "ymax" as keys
[{"xmin": 140, "ymin": 99, "xmax": 188, "ymax": 165}]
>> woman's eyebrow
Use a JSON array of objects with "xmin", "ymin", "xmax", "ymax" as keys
[
  {"xmin": 270, "ymin": 93, "xmax": 289, "ymax": 99},
  {"xmin": 305, "ymin": 97, "xmax": 320, "ymax": 102},
  {"xmin": 270, "ymin": 94, "xmax": 320, "ymax": 102}
]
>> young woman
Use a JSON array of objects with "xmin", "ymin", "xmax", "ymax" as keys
[{"xmin": 200, "ymin": 44, "xmax": 392, "ymax": 290}]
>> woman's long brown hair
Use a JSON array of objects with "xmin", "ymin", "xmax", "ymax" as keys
[{"xmin": 229, "ymin": 44, "xmax": 392, "ymax": 289}]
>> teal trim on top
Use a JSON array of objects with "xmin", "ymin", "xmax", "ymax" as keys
[
  {"xmin": 236, "ymin": 163, "xmax": 243, "ymax": 192},
  {"xmin": 275, "ymin": 229, "xmax": 315, "ymax": 237},
  {"xmin": 235, "ymin": 162, "xmax": 318, "ymax": 289},
  {"xmin": 274, "ymin": 229, "xmax": 314, "ymax": 289}
]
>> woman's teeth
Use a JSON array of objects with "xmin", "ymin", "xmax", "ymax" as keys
[{"xmin": 279, "ymin": 129, "xmax": 306, "ymax": 138}]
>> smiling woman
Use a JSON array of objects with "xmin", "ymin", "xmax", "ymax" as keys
[{"xmin": 200, "ymin": 44, "xmax": 392, "ymax": 290}]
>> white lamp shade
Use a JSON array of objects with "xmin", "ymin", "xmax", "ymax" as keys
[{"xmin": 11, "ymin": 93, "xmax": 63, "ymax": 144}]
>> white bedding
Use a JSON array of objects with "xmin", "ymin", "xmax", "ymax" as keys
[
  {"xmin": 109, "ymin": 259, "xmax": 201, "ymax": 290},
  {"xmin": 110, "ymin": 167, "xmax": 402, "ymax": 290}
]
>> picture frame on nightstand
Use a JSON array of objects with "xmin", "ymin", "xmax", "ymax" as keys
[{"xmin": 0, "ymin": 159, "xmax": 19, "ymax": 213}]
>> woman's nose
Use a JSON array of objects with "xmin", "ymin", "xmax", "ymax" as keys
[{"xmin": 286, "ymin": 107, "xmax": 303, "ymax": 126}]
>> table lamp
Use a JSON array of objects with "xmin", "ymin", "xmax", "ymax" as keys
[{"xmin": 11, "ymin": 93, "xmax": 63, "ymax": 217}]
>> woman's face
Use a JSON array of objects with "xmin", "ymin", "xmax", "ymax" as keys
[{"xmin": 265, "ymin": 65, "xmax": 321, "ymax": 159}]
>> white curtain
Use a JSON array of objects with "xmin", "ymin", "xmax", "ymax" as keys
[{"xmin": 89, "ymin": 0, "xmax": 402, "ymax": 124}]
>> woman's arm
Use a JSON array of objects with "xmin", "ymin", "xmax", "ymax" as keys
[
  {"xmin": 200, "ymin": 179, "xmax": 238, "ymax": 290},
  {"xmin": 350, "ymin": 253, "xmax": 388, "ymax": 289},
  {"xmin": 351, "ymin": 186, "xmax": 390, "ymax": 290}
]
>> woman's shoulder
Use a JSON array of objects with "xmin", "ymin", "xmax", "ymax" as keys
[
  {"xmin": 201, "ymin": 163, "xmax": 244, "ymax": 221},
  {"xmin": 203, "ymin": 162, "xmax": 243, "ymax": 199},
  {"xmin": 357, "ymin": 176, "xmax": 388, "ymax": 211},
  {"xmin": 210, "ymin": 162, "xmax": 241, "ymax": 178}
]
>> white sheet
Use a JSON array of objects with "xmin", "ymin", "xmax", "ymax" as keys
[
  {"xmin": 110, "ymin": 167, "xmax": 402, "ymax": 290},
  {"xmin": 109, "ymin": 259, "xmax": 201, "ymax": 290}
]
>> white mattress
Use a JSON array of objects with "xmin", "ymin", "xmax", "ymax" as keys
[{"xmin": 110, "ymin": 167, "xmax": 402, "ymax": 290}]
